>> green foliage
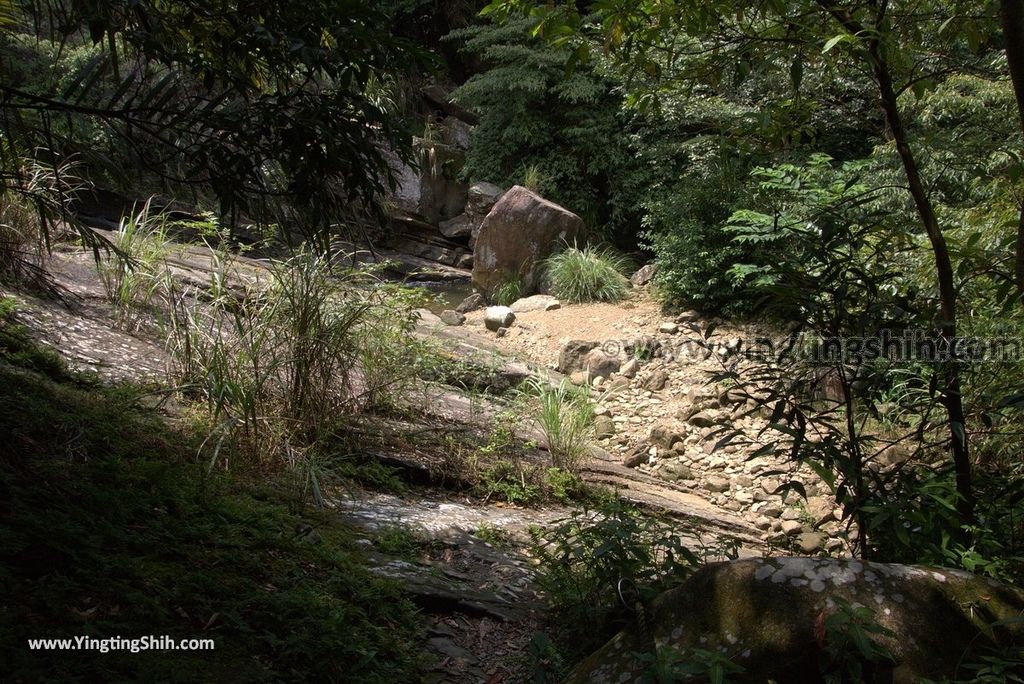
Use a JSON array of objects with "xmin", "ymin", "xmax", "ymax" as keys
[
  {"xmin": 165, "ymin": 248, "xmax": 425, "ymax": 489},
  {"xmin": 473, "ymin": 522, "xmax": 512, "ymax": 547},
  {"xmin": 491, "ymin": 275, "xmax": 524, "ymax": 306},
  {"xmin": 1, "ymin": 0, "xmax": 424, "ymax": 243},
  {"xmin": 638, "ymin": 646, "xmax": 745, "ymax": 684},
  {"xmin": 530, "ymin": 499, "xmax": 729, "ymax": 662},
  {"xmin": 448, "ymin": 17, "xmax": 636, "ymax": 241},
  {"xmin": 97, "ymin": 201, "xmax": 173, "ymax": 330},
  {"xmin": 543, "ymin": 245, "xmax": 631, "ymax": 303},
  {"xmin": 479, "ymin": 458, "xmax": 542, "ymax": 504},
  {"xmin": 818, "ymin": 598, "xmax": 896, "ymax": 684},
  {"xmin": 0, "ymin": 361, "xmax": 423, "ymax": 682},
  {"xmin": 521, "ymin": 377, "xmax": 595, "ymax": 471}
]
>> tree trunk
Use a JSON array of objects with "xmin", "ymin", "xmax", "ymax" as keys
[
  {"xmin": 1000, "ymin": 0, "xmax": 1024, "ymax": 301},
  {"xmin": 817, "ymin": 0, "xmax": 975, "ymax": 524},
  {"xmin": 871, "ymin": 50, "xmax": 974, "ymax": 524}
]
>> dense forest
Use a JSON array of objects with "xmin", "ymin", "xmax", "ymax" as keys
[{"xmin": 4, "ymin": 0, "xmax": 1024, "ymax": 681}]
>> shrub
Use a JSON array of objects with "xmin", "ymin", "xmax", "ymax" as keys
[
  {"xmin": 490, "ymin": 275, "xmax": 524, "ymax": 306},
  {"xmin": 522, "ymin": 377, "xmax": 595, "ymax": 471},
  {"xmin": 0, "ymin": 157, "xmax": 84, "ymax": 292},
  {"xmin": 96, "ymin": 199, "xmax": 173, "ymax": 330},
  {"xmin": 543, "ymin": 245, "xmax": 630, "ymax": 303},
  {"xmin": 164, "ymin": 247, "xmax": 424, "ymax": 490},
  {"xmin": 530, "ymin": 500, "xmax": 734, "ymax": 666}
]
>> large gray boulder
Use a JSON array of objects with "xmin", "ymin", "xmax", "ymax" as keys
[
  {"xmin": 565, "ymin": 557, "xmax": 1024, "ymax": 684},
  {"xmin": 472, "ymin": 185, "xmax": 584, "ymax": 297}
]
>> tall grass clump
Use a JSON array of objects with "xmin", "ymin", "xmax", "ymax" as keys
[
  {"xmin": 490, "ymin": 275, "xmax": 524, "ymax": 306},
  {"xmin": 165, "ymin": 247, "xmax": 425, "ymax": 492},
  {"xmin": 544, "ymin": 245, "xmax": 630, "ymax": 303},
  {"xmin": 521, "ymin": 377, "xmax": 595, "ymax": 472},
  {"xmin": 96, "ymin": 199, "xmax": 173, "ymax": 330},
  {"xmin": 0, "ymin": 157, "xmax": 84, "ymax": 290}
]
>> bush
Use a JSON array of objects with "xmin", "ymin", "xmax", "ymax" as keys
[
  {"xmin": 522, "ymin": 377, "xmax": 595, "ymax": 471},
  {"xmin": 530, "ymin": 500, "xmax": 735, "ymax": 668},
  {"xmin": 543, "ymin": 245, "xmax": 630, "ymax": 303},
  {"xmin": 97, "ymin": 200, "xmax": 174, "ymax": 330},
  {"xmin": 164, "ymin": 247, "xmax": 426, "ymax": 491},
  {"xmin": 490, "ymin": 275, "xmax": 523, "ymax": 306}
]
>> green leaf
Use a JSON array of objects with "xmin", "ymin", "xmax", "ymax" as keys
[
  {"xmin": 822, "ymin": 34, "xmax": 851, "ymax": 53},
  {"xmin": 790, "ymin": 57, "xmax": 803, "ymax": 91}
]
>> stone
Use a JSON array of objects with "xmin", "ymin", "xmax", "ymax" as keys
[
  {"xmin": 806, "ymin": 497, "xmax": 835, "ymax": 527},
  {"xmin": 733, "ymin": 474, "xmax": 754, "ymax": 488},
  {"xmin": 630, "ymin": 263, "xmax": 657, "ymax": 287},
  {"xmin": 438, "ymin": 214, "xmax": 474, "ymax": 240},
  {"xmin": 623, "ymin": 445, "xmax": 647, "ymax": 468},
  {"xmin": 781, "ymin": 519, "xmax": 803, "ymax": 536},
  {"xmin": 761, "ymin": 504, "xmax": 783, "ymax": 518},
  {"xmin": 781, "ymin": 507, "xmax": 802, "ymax": 521},
  {"xmin": 385, "ymin": 143, "xmax": 467, "ymax": 223},
  {"xmin": 594, "ymin": 415, "xmax": 615, "ymax": 440},
  {"xmin": 472, "ymin": 185, "xmax": 585, "ymax": 296},
  {"xmin": 439, "ymin": 310, "xmax": 465, "ymax": 326},
  {"xmin": 583, "ymin": 348, "xmax": 620, "ymax": 379},
  {"xmin": 754, "ymin": 516, "xmax": 772, "ymax": 530},
  {"xmin": 675, "ymin": 310, "xmax": 700, "ymax": 323},
  {"xmin": 604, "ymin": 376, "xmax": 630, "ymax": 394},
  {"xmin": 495, "ymin": 327, "xmax": 508, "ymax": 338},
  {"xmin": 558, "ymin": 340, "xmax": 600, "ymax": 374},
  {"xmin": 659, "ymin": 461, "xmax": 694, "ymax": 482},
  {"xmin": 484, "ymin": 306, "xmax": 515, "ymax": 332},
  {"xmin": 796, "ymin": 531, "xmax": 826, "ymax": 554},
  {"xmin": 414, "ymin": 309, "xmax": 443, "ymax": 327},
  {"xmin": 568, "ymin": 371, "xmax": 589, "ymax": 386},
  {"xmin": 734, "ymin": 490, "xmax": 754, "ymax": 504},
  {"xmin": 649, "ymin": 422, "xmax": 684, "ymax": 450},
  {"xmin": 456, "ymin": 253, "xmax": 474, "ymax": 269},
  {"xmin": 455, "ymin": 292, "xmax": 485, "ymax": 313},
  {"xmin": 687, "ymin": 411, "xmax": 716, "ymax": 428},
  {"xmin": 544, "ymin": 300, "xmax": 561, "ymax": 311},
  {"xmin": 465, "ymin": 181, "xmax": 505, "ymax": 218},
  {"xmin": 509, "ymin": 294, "xmax": 560, "ymax": 313},
  {"xmin": 620, "ymin": 358, "xmax": 640, "ymax": 379},
  {"xmin": 643, "ymin": 368, "xmax": 669, "ymax": 392},
  {"xmin": 658, "ymin": 322, "xmax": 680, "ymax": 334},
  {"xmin": 705, "ymin": 475, "xmax": 730, "ymax": 493}
]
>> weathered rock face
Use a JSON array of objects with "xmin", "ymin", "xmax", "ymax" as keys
[
  {"xmin": 466, "ymin": 182, "xmax": 505, "ymax": 219},
  {"xmin": 472, "ymin": 185, "xmax": 584, "ymax": 297},
  {"xmin": 386, "ymin": 140, "xmax": 468, "ymax": 226},
  {"xmin": 631, "ymin": 263, "xmax": 657, "ymax": 287},
  {"xmin": 557, "ymin": 340, "xmax": 600, "ymax": 374},
  {"xmin": 565, "ymin": 557, "xmax": 1024, "ymax": 684},
  {"xmin": 583, "ymin": 349, "xmax": 620, "ymax": 380}
]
